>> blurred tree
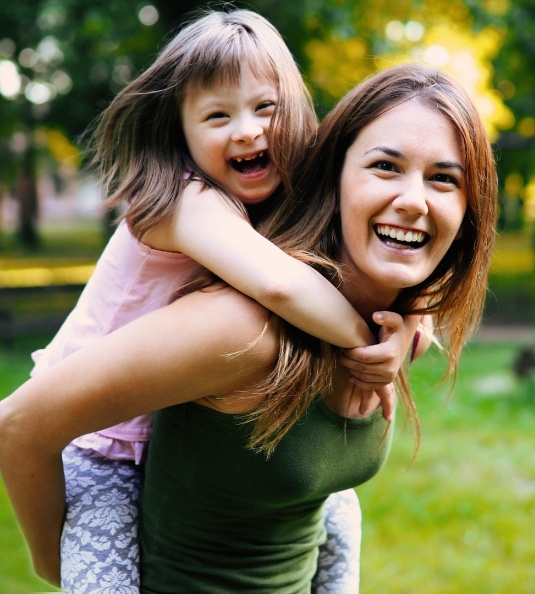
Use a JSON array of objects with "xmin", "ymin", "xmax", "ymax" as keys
[
  {"xmin": 291, "ymin": 0, "xmax": 513, "ymax": 130},
  {"xmin": 1, "ymin": 0, "xmax": 533, "ymax": 246},
  {"xmin": 0, "ymin": 0, "xmax": 182, "ymax": 247},
  {"xmin": 478, "ymin": 0, "xmax": 535, "ymax": 229}
]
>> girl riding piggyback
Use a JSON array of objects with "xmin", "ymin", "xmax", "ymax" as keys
[{"xmin": 29, "ymin": 9, "xmax": 417, "ymax": 593}]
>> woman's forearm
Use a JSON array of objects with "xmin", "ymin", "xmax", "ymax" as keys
[
  {"xmin": 0, "ymin": 287, "xmax": 278, "ymax": 588},
  {"xmin": 0, "ymin": 397, "xmax": 64, "ymax": 585}
]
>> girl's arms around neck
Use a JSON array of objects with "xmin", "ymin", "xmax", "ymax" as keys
[{"xmin": 142, "ymin": 181, "xmax": 375, "ymax": 349}]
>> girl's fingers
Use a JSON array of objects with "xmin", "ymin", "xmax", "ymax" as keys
[
  {"xmin": 358, "ymin": 389, "xmax": 377, "ymax": 416},
  {"xmin": 377, "ymin": 384, "xmax": 395, "ymax": 421},
  {"xmin": 373, "ymin": 310, "xmax": 404, "ymax": 333}
]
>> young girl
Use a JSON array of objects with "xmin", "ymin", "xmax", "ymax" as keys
[{"xmin": 28, "ymin": 9, "xmax": 419, "ymax": 593}]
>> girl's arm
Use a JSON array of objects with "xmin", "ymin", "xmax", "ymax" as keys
[
  {"xmin": 0, "ymin": 289, "xmax": 277, "ymax": 585},
  {"xmin": 142, "ymin": 182, "xmax": 374, "ymax": 348}
]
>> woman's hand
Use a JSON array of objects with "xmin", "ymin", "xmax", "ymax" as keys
[{"xmin": 33, "ymin": 548, "xmax": 61, "ymax": 587}]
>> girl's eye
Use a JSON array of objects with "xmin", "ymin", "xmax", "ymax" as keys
[
  {"xmin": 257, "ymin": 101, "xmax": 276, "ymax": 113},
  {"xmin": 207, "ymin": 112, "xmax": 228, "ymax": 120}
]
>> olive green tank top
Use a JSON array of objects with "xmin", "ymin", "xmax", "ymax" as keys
[{"xmin": 140, "ymin": 397, "xmax": 391, "ymax": 593}]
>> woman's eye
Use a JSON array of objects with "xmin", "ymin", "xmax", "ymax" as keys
[
  {"xmin": 372, "ymin": 161, "xmax": 397, "ymax": 172},
  {"xmin": 432, "ymin": 173, "xmax": 460, "ymax": 187}
]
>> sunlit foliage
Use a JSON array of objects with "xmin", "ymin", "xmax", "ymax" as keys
[{"xmin": 305, "ymin": 0, "xmax": 513, "ymax": 139}]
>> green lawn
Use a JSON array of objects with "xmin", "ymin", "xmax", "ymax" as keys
[
  {"xmin": 358, "ymin": 341, "xmax": 535, "ymax": 593},
  {"xmin": 1, "ymin": 337, "xmax": 534, "ymax": 592}
]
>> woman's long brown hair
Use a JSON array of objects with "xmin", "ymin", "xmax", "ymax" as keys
[{"xmin": 246, "ymin": 63, "xmax": 498, "ymax": 456}]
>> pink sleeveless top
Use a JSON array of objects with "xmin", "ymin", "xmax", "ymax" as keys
[{"xmin": 31, "ymin": 219, "xmax": 202, "ymax": 463}]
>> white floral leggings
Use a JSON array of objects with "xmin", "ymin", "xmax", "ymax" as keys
[{"xmin": 61, "ymin": 444, "xmax": 361, "ymax": 594}]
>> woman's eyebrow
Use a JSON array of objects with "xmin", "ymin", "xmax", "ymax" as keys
[
  {"xmin": 436, "ymin": 160, "xmax": 465, "ymax": 173},
  {"xmin": 366, "ymin": 146, "xmax": 465, "ymax": 172},
  {"xmin": 365, "ymin": 146, "xmax": 403, "ymax": 158}
]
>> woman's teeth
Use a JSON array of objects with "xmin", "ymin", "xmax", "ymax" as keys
[{"xmin": 375, "ymin": 225, "xmax": 427, "ymax": 247}]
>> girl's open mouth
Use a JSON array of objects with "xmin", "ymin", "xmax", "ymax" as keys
[{"xmin": 230, "ymin": 151, "xmax": 269, "ymax": 174}]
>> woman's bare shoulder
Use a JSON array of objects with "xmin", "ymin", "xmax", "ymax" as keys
[{"xmin": 166, "ymin": 286, "xmax": 280, "ymax": 363}]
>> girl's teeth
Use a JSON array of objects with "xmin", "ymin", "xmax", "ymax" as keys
[{"xmin": 234, "ymin": 151, "xmax": 264, "ymax": 163}]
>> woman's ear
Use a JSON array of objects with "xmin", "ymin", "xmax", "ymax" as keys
[
  {"xmin": 454, "ymin": 219, "xmax": 465, "ymax": 240},
  {"xmin": 335, "ymin": 189, "xmax": 341, "ymax": 214}
]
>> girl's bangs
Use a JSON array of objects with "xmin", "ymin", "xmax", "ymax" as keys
[{"xmin": 187, "ymin": 35, "xmax": 277, "ymax": 90}]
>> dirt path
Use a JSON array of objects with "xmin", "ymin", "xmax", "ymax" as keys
[{"xmin": 472, "ymin": 324, "xmax": 535, "ymax": 344}]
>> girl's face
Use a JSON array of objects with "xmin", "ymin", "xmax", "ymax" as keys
[
  {"xmin": 338, "ymin": 99, "xmax": 467, "ymax": 307},
  {"xmin": 181, "ymin": 65, "xmax": 281, "ymax": 205}
]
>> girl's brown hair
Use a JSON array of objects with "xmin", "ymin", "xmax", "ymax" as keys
[
  {"xmin": 88, "ymin": 9, "xmax": 316, "ymax": 238},
  {"xmin": 248, "ymin": 63, "xmax": 498, "ymax": 455}
]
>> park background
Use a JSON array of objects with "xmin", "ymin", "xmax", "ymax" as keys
[{"xmin": 0, "ymin": 0, "xmax": 534, "ymax": 592}]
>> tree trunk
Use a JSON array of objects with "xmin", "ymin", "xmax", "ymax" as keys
[{"xmin": 16, "ymin": 145, "xmax": 39, "ymax": 249}]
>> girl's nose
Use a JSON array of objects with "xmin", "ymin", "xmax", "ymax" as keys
[
  {"xmin": 231, "ymin": 114, "xmax": 263, "ymax": 143},
  {"xmin": 392, "ymin": 177, "xmax": 429, "ymax": 216}
]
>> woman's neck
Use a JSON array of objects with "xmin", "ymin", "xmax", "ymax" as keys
[{"xmin": 339, "ymin": 274, "xmax": 399, "ymax": 329}]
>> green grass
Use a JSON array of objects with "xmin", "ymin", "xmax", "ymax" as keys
[
  {"xmin": 358, "ymin": 341, "xmax": 535, "ymax": 593},
  {"xmin": 1, "ymin": 338, "xmax": 534, "ymax": 592}
]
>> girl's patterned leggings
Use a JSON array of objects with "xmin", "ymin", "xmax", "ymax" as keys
[{"xmin": 61, "ymin": 444, "xmax": 361, "ymax": 594}]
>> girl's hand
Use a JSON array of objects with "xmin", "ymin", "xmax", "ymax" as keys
[
  {"xmin": 355, "ymin": 383, "xmax": 396, "ymax": 422},
  {"xmin": 340, "ymin": 311, "xmax": 418, "ymax": 390}
]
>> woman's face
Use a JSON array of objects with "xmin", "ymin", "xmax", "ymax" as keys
[{"xmin": 338, "ymin": 98, "xmax": 467, "ymax": 306}]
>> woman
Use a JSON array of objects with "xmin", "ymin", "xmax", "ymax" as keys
[{"xmin": 0, "ymin": 63, "xmax": 497, "ymax": 593}]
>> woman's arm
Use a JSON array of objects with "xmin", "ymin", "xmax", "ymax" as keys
[
  {"xmin": 0, "ymin": 288, "xmax": 277, "ymax": 585},
  {"xmin": 142, "ymin": 182, "xmax": 374, "ymax": 348}
]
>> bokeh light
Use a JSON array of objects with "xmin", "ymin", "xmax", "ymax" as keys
[
  {"xmin": 0, "ymin": 59, "xmax": 21, "ymax": 98},
  {"xmin": 138, "ymin": 4, "xmax": 158, "ymax": 26}
]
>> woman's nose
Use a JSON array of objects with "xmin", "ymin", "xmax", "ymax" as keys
[
  {"xmin": 231, "ymin": 114, "xmax": 264, "ymax": 143},
  {"xmin": 392, "ymin": 177, "xmax": 429, "ymax": 216}
]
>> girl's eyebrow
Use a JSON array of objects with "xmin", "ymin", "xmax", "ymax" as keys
[{"xmin": 365, "ymin": 146, "xmax": 465, "ymax": 172}]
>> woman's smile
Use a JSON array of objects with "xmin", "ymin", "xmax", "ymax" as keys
[{"xmin": 373, "ymin": 224, "xmax": 430, "ymax": 249}]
